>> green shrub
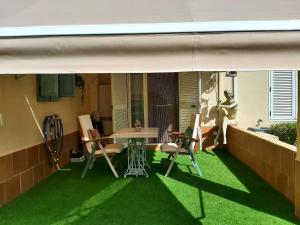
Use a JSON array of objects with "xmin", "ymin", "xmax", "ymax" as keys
[{"xmin": 268, "ymin": 122, "xmax": 297, "ymax": 145}]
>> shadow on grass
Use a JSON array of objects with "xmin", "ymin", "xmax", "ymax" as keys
[
  {"xmin": 1, "ymin": 149, "xmax": 298, "ymax": 225},
  {"xmin": 213, "ymin": 149, "xmax": 299, "ymax": 223},
  {"xmin": 158, "ymin": 149, "xmax": 299, "ymax": 224},
  {"xmin": 62, "ymin": 173, "xmax": 203, "ymax": 225},
  {"xmin": 0, "ymin": 161, "xmax": 122, "ymax": 225},
  {"xmin": 0, "ymin": 153, "xmax": 202, "ymax": 225}
]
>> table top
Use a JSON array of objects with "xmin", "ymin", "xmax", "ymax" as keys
[{"xmin": 110, "ymin": 128, "xmax": 159, "ymax": 138}]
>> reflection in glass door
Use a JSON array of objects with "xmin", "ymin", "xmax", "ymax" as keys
[{"xmin": 129, "ymin": 74, "xmax": 145, "ymax": 127}]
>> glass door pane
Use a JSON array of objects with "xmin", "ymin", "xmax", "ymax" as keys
[{"xmin": 130, "ymin": 74, "xmax": 144, "ymax": 127}]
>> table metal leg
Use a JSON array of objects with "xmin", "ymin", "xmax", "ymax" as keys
[
  {"xmin": 124, "ymin": 138, "xmax": 149, "ymax": 178},
  {"xmin": 141, "ymin": 139, "xmax": 150, "ymax": 169}
]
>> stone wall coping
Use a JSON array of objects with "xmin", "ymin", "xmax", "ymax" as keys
[{"xmin": 229, "ymin": 126, "xmax": 297, "ymax": 153}]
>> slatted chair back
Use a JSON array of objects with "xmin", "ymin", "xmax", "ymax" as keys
[
  {"xmin": 182, "ymin": 113, "xmax": 200, "ymax": 151},
  {"xmin": 78, "ymin": 115, "xmax": 94, "ymax": 153},
  {"xmin": 161, "ymin": 113, "xmax": 202, "ymax": 177}
]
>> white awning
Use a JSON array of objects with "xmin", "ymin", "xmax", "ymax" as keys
[
  {"xmin": 1, "ymin": 0, "xmax": 300, "ymax": 36},
  {"xmin": 1, "ymin": 32, "xmax": 300, "ymax": 74},
  {"xmin": 1, "ymin": 0, "xmax": 300, "ymax": 73}
]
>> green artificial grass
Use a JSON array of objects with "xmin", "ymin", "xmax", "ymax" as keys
[{"xmin": 0, "ymin": 150, "xmax": 299, "ymax": 225}]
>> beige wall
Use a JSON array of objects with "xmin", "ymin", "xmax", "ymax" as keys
[
  {"xmin": 200, "ymin": 71, "xmax": 233, "ymax": 126},
  {"xmin": 84, "ymin": 74, "xmax": 112, "ymax": 115},
  {"xmin": 200, "ymin": 72, "xmax": 218, "ymax": 126},
  {"xmin": 201, "ymin": 71, "xmax": 271, "ymax": 129},
  {"xmin": 83, "ymin": 74, "xmax": 100, "ymax": 113},
  {"xmin": 228, "ymin": 126, "xmax": 296, "ymax": 202},
  {"xmin": 0, "ymin": 74, "xmax": 95, "ymax": 157},
  {"xmin": 237, "ymin": 71, "xmax": 271, "ymax": 128},
  {"xmin": 85, "ymin": 74, "xmax": 113, "ymax": 134}
]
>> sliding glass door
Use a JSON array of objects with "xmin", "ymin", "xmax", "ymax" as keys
[
  {"xmin": 129, "ymin": 74, "xmax": 145, "ymax": 127},
  {"xmin": 112, "ymin": 73, "xmax": 181, "ymax": 144}
]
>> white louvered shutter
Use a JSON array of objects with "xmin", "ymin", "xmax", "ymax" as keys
[
  {"xmin": 179, "ymin": 72, "xmax": 200, "ymax": 132},
  {"xmin": 269, "ymin": 70, "xmax": 297, "ymax": 121},
  {"xmin": 111, "ymin": 73, "xmax": 129, "ymax": 137}
]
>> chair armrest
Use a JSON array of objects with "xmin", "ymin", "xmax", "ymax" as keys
[
  {"xmin": 101, "ymin": 133, "xmax": 114, "ymax": 137},
  {"xmin": 167, "ymin": 131, "xmax": 184, "ymax": 138},
  {"xmin": 167, "ymin": 131, "xmax": 197, "ymax": 142},
  {"xmin": 81, "ymin": 137, "xmax": 110, "ymax": 144},
  {"xmin": 177, "ymin": 134, "xmax": 198, "ymax": 142},
  {"xmin": 167, "ymin": 131, "xmax": 183, "ymax": 135}
]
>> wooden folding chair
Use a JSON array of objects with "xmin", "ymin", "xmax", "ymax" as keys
[
  {"xmin": 160, "ymin": 114, "xmax": 203, "ymax": 177},
  {"xmin": 78, "ymin": 115, "xmax": 124, "ymax": 178}
]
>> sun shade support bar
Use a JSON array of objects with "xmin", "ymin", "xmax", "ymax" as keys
[{"xmin": 1, "ymin": 20, "xmax": 300, "ymax": 37}]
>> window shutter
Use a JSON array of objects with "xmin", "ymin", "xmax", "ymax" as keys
[
  {"xmin": 179, "ymin": 72, "xmax": 200, "ymax": 132},
  {"xmin": 59, "ymin": 74, "xmax": 75, "ymax": 97},
  {"xmin": 111, "ymin": 74, "xmax": 129, "ymax": 144},
  {"xmin": 270, "ymin": 70, "xmax": 297, "ymax": 121},
  {"xmin": 37, "ymin": 74, "xmax": 60, "ymax": 102}
]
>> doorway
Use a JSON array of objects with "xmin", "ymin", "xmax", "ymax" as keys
[
  {"xmin": 147, "ymin": 73, "xmax": 179, "ymax": 142},
  {"xmin": 111, "ymin": 73, "xmax": 187, "ymax": 143}
]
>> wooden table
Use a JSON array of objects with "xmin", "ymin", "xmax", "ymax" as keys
[{"xmin": 110, "ymin": 128, "xmax": 158, "ymax": 177}]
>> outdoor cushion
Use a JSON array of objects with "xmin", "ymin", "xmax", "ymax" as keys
[
  {"xmin": 79, "ymin": 114, "xmax": 124, "ymax": 178},
  {"xmin": 95, "ymin": 145, "xmax": 123, "ymax": 156},
  {"xmin": 89, "ymin": 127, "xmax": 123, "ymax": 155},
  {"xmin": 160, "ymin": 143, "xmax": 189, "ymax": 154}
]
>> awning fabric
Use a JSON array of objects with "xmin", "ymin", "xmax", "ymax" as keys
[
  {"xmin": 1, "ymin": 0, "xmax": 300, "ymax": 73},
  {"xmin": 1, "ymin": 32, "xmax": 300, "ymax": 74},
  {"xmin": 1, "ymin": 0, "xmax": 300, "ymax": 27}
]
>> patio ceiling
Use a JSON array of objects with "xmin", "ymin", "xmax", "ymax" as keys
[{"xmin": 1, "ymin": 0, "xmax": 300, "ymax": 73}]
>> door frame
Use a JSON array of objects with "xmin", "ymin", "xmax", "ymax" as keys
[
  {"xmin": 127, "ymin": 73, "xmax": 149, "ymax": 128},
  {"xmin": 143, "ymin": 73, "xmax": 149, "ymax": 128},
  {"xmin": 178, "ymin": 72, "xmax": 201, "ymax": 132},
  {"xmin": 125, "ymin": 72, "xmax": 200, "ymax": 130}
]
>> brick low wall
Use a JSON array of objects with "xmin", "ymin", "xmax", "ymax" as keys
[
  {"xmin": 227, "ymin": 126, "xmax": 296, "ymax": 202},
  {"xmin": 201, "ymin": 126, "xmax": 227, "ymax": 150},
  {"xmin": 201, "ymin": 126, "xmax": 216, "ymax": 150},
  {"xmin": 0, "ymin": 131, "xmax": 80, "ymax": 207}
]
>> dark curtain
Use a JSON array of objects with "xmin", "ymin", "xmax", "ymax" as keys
[{"xmin": 148, "ymin": 73, "xmax": 179, "ymax": 143}]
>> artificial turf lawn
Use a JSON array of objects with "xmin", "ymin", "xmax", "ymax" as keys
[{"xmin": 0, "ymin": 149, "xmax": 299, "ymax": 225}]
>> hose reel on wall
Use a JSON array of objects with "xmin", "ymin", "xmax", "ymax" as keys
[{"xmin": 43, "ymin": 114, "xmax": 64, "ymax": 168}]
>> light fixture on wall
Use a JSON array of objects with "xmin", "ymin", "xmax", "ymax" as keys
[
  {"xmin": 225, "ymin": 71, "xmax": 237, "ymax": 77},
  {"xmin": 225, "ymin": 71, "xmax": 238, "ymax": 101}
]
